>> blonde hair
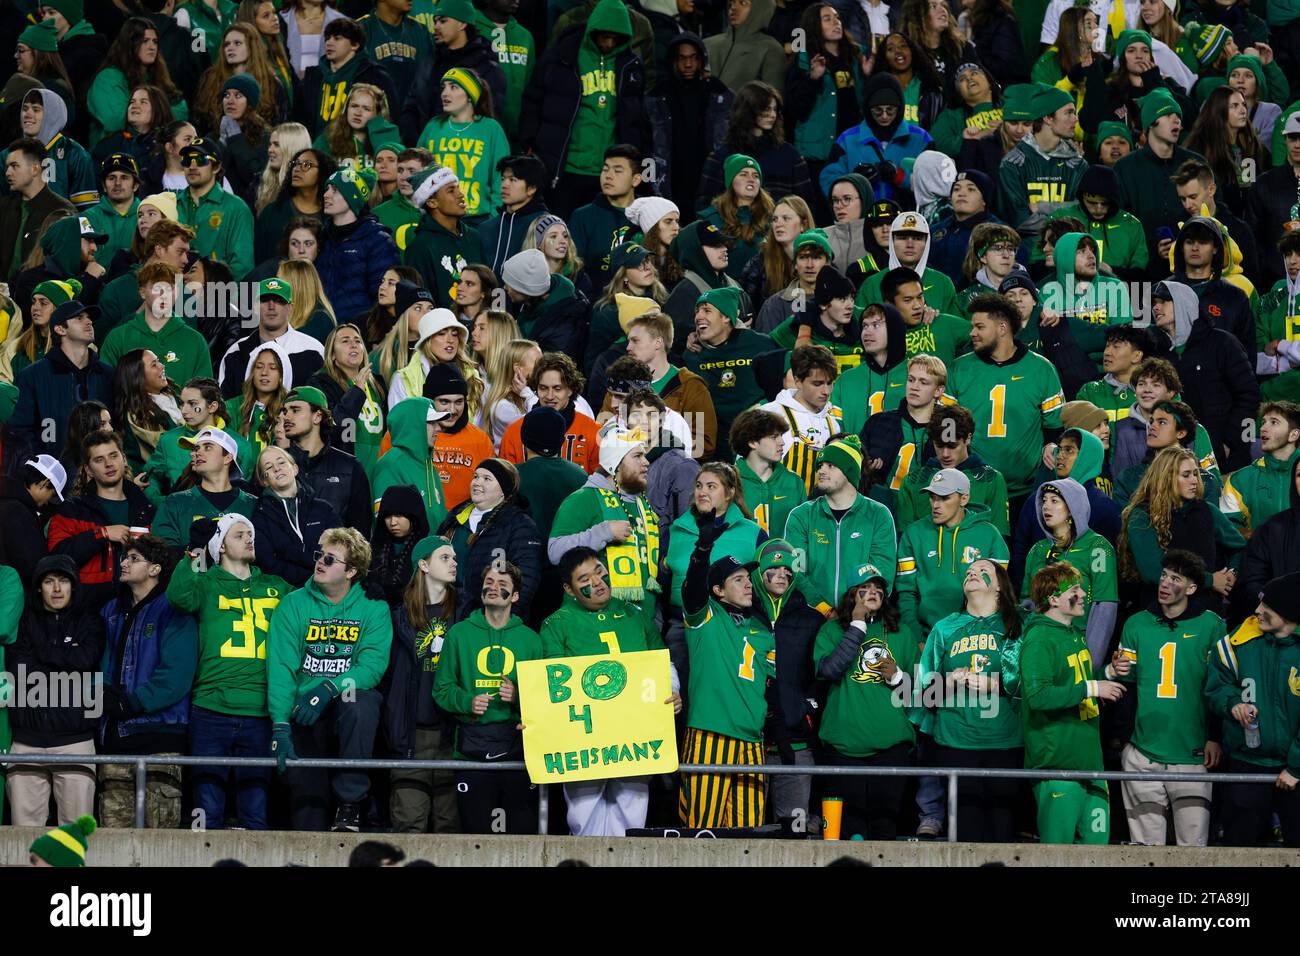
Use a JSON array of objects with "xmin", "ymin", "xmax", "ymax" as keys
[
  {"xmin": 1119, "ymin": 446, "xmax": 1200, "ymax": 581},
  {"xmin": 375, "ymin": 304, "xmax": 421, "ymax": 382},
  {"xmin": 907, "ymin": 353, "xmax": 948, "ymax": 388},
  {"xmin": 420, "ymin": 323, "xmax": 485, "ymax": 414},
  {"xmin": 319, "ymin": 526, "xmax": 372, "ymax": 579},
  {"xmin": 322, "ymin": 323, "xmax": 367, "ymax": 389},
  {"xmin": 523, "ymin": 219, "xmax": 584, "ymax": 278},
  {"xmin": 472, "ymin": 309, "xmax": 520, "ymax": 369},
  {"xmin": 483, "ymin": 338, "xmax": 540, "ymax": 425},
  {"xmin": 594, "ymin": 263, "xmax": 669, "ymax": 309},
  {"xmin": 277, "ymin": 258, "xmax": 337, "ymax": 332},
  {"xmin": 325, "ymin": 83, "xmax": 389, "ymax": 166},
  {"xmin": 256, "ymin": 121, "xmax": 311, "ymax": 213},
  {"xmin": 256, "ymin": 444, "xmax": 297, "ymax": 488},
  {"xmin": 759, "ymin": 196, "xmax": 814, "ymax": 298}
]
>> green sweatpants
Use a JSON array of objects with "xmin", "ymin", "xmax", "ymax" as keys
[{"xmin": 1034, "ymin": 780, "xmax": 1110, "ymax": 845}]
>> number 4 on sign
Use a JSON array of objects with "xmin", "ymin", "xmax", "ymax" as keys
[{"xmin": 569, "ymin": 703, "xmax": 593, "ymax": 734}]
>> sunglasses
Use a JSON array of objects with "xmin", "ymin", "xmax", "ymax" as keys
[
  {"xmin": 289, "ymin": 159, "xmax": 318, "ymax": 170},
  {"xmin": 313, "ymin": 550, "xmax": 349, "ymax": 569},
  {"xmin": 181, "ymin": 154, "xmax": 213, "ymax": 168}
]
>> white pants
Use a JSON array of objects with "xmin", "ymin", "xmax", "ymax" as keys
[
  {"xmin": 563, "ymin": 779, "xmax": 650, "ymax": 837},
  {"xmin": 1120, "ymin": 743, "xmax": 1211, "ymax": 847}
]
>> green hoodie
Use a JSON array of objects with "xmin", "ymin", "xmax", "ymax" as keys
[
  {"xmin": 897, "ymin": 453, "xmax": 1010, "ymax": 536},
  {"xmin": 100, "ymin": 312, "xmax": 214, "ymax": 387},
  {"xmin": 682, "ymin": 329, "xmax": 773, "ymax": 451},
  {"xmin": 815, "ymin": 615, "xmax": 918, "ymax": 758},
  {"xmin": 895, "ymin": 504, "xmax": 1010, "ymax": 637},
  {"xmin": 1018, "ymin": 612, "xmax": 1103, "ymax": 771},
  {"xmin": 403, "ymin": 214, "xmax": 481, "ymax": 309},
  {"xmin": 1258, "ymin": 275, "xmax": 1300, "ymax": 403},
  {"xmin": 663, "ymin": 504, "xmax": 764, "ymax": 610},
  {"xmin": 734, "ymin": 455, "xmax": 806, "ymax": 538},
  {"xmin": 267, "ymin": 577, "xmax": 393, "ymax": 723},
  {"xmin": 1039, "ymin": 232, "xmax": 1133, "ymax": 366},
  {"xmin": 84, "ymin": 195, "xmax": 140, "ymax": 267},
  {"xmin": 371, "ymin": 396, "xmax": 448, "ymax": 533},
  {"xmin": 1221, "ymin": 451, "xmax": 1300, "ymax": 535},
  {"xmin": 416, "ymin": 115, "xmax": 510, "ymax": 218},
  {"xmin": 167, "ymin": 556, "xmax": 290, "ymax": 717},
  {"xmin": 915, "ymin": 610, "xmax": 1022, "ymax": 750},
  {"xmin": 540, "ymin": 592, "xmax": 665, "ymax": 658},
  {"xmin": 432, "ymin": 609, "xmax": 543, "ymax": 752},
  {"xmin": 566, "ymin": 0, "xmax": 633, "ymax": 176},
  {"xmin": 784, "ymin": 492, "xmax": 898, "ymax": 615},
  {"xmin": 1044, "ymin": 201, "xmax": 1147, "ymax": 275},
  {"xmin": 152, "ymin": 485, "xmax": 258, "ymax": 548},
  {"xmin": 178, "ymin": 0, "xmax": 237, "ymax": 63},
  {"xmin": 86, "ymin": 66, "xmax": 189, "ymax": 148},
  {"xmin": 1206, "ymin": 618, "xmax": 1300, "ymax": 775},
  {"xmin": 1075, "ymin": 374, "xmax": 1136, "ymax": 422},
  {"xmin": 374, "ymin": 192, "xmax": 422, "ymax": 250},
  {"xmin": 474, "ymin": 10, "xmax": 536, "ymax": 141}
]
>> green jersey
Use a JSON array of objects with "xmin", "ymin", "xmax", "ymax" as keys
[
  {"xmin": 165, "ymin": 557, "xmax": 290, "ymax": 717},
  {"xmin": 997, "ymin": 135, "xmax": 1088, "ymax": 240},
  {"xmin": 815, "ymin": 616, "xmax": 919, "ymax": 758},
  {"xmin": 684, "ymin": 597, "xmax": 775, "ymax": 743},
  {"xmin": 1076, "ymin": 376, "xmax": 1135, "ymax": 423},
  {"xmin": 1021, "ymin": 528, "xmax": 1118, "ymax": 625},
  {"xmin": 1117, "ymin": 607, "xmax": 1225, "ymax": 765},
  {"xmin": 540, "ymin": 593, "xmax": 665, "ymax": 658},
  {"xmin": 1019, "ymin": 614, "xmax": 1102, "ymax": 771},
  {"xmin": 916, "ymin": 611, "xmax": 1022, "ymax": 750},
  {"xmin": 947, "ymin": 345, "xmax": 1065, "ymax": 495},
  {"xmin": 830, "ymin": 358, "xmax": 908, "ymax": 437},
  {"xmin": 734, "ymin": 456, "xmax": 806, "ymax": 538}
]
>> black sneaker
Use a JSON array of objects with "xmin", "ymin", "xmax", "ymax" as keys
[{"xmin": 333, "ymin": 803, "xmax": 361, "ymax": 833}]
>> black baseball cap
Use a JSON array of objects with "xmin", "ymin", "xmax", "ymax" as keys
[{"xmin": 707, "ymin": 555, "xmax": 758, "ymax": 593}]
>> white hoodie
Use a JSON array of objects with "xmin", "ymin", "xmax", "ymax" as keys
[{"xmin": 761, "ymin": 388, "xmax": 844, "ymax": 460}]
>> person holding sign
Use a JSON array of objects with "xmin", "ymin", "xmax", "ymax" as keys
[
  {"xmin": 678, "ymin": 511, "xmax": 776, "ymax": 829},
  {"xmin": 540, "ymin": 546, "xmax": 682, "ymax": 836},
  {"xmin": 433, "ymin": 561, "xmax": 543, "ymax": 834}
]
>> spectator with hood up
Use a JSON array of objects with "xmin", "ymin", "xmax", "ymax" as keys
[
  {"xmin": 1044, "ymin": 164, "xmax": 1149, "ymax": 279},
  {"xmin": 1, "ymin": 88, "xmax": 96, "ymax": 211},
  {"xmin": 703, "ymin": 0, "xmax": 787, "ymax": 95},
  {"xmin": 1166, "ymin": 215, "xmax": 1255, "ymax": 357},
  {"xmin": 820, "ymin": 73, "xmax": 934, "ymax": 203}
]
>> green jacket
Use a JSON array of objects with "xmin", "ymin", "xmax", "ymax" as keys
[
  {"xmin": 1019, "ymin": 613, "xmax": 1103, "ymax": 771},
  {"xmin": 1044, "ymin": 203, "xmax": 1148, "ymax": 275},
  {"xmin": 540, "ymin": 592, "xmax": 664, "ymax": 658},
  {"xmin": 915, "ymin": 610, "xmax": 1022, "ymax": 749},
  {"xmin": 791, "ymin": 49, "xmax": 866, "ymax": 162},
  {"xmin": 1257, "ymin": 275, "xmax": 1300, "ymax": 404},
  {"xmin": 416, "ymin": 115, "xmax": 510, "ymax": 219},
  {"xmin": 175, "ymin": 184, "xmax": 254, "ymax": 279},
  {"xmin": 166, "ymin": 557, "xmax": 290, "ymax": 717},
  {"xmin": 783, "ymin": 492, "xmax": 898, "ymax": 615},
  {"xmin": 474, "ymin": 11, "xmax": 535, "ymax": 141},
  {"xmin": 402, "ymin": 215, "xmax": 481, "ymax": 310},
  {"xmin": 1206, "ymin": 618, "xmax": 1300, "ymax": 775},
  {"xmin": 84, "ymin": 196, "xmax": 140, "ymax": 267},
  {"xmin": 100, "ymin": 313, "xmax": 213, "ymax": 385},
  {"xmin": 0, "ymin": 132, "xmax": 97, "ymax": 210},
  {"xmin": 815, "ymin": 615, "xmax": 918, "ymax": 758},
  {"xmin": 897, "ymin": 453, "xmax": 1009, "ymax": 536},
  {"xmin": 663, "ymin": 503, "xmax": 763, "ymax": 610},
  {"xmin": 896, "ymin": 505, "xmax": 1009, "ymax": 637},
  {"xmin": 86, "ymin": 66, "xmax": 189, "ymax": 148},
  {"xmin": 1221, "ymin": 451, "xmax": 1300, "ymax": 535},
  {"xmin": 370, "ymin": 396, "xmax": 447, "ymax": 533},
  {"xmin": 152, "ymin": 485, "xmax": 257, "ymax": 547},
  {"xmin": 432, "ymin": 610, "xmax": 542, "ymax": 750},
  {"xmin": 267, "ymin": 578, "xmax": 392, "ymax": 723},
  {"xmin": 735, "ymin": 455, "xmax": 806, "ymax": 539}
]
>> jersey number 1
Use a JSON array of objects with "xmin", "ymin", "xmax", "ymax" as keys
[{"xmin": 987, "ymin": 384, "xmax": 1007, "ymax": 438}]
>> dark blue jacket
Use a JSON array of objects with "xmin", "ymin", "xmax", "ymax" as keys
[
  {"xmin": 9, "ymin": 346, "xmax": 115, "ymax": 459},
  {"xmin": 251, "ymin": 486, "xmax": 341, "ymax": 587},
  {"xmin": 99, "ymin": 585, "xmax": 198, "ymax": 752},
  {"xmin": 316, "ymin": 213, "xmax": 398, "ymax": 325},
  {"xmin": 929, "ymin": 209, "xmax": 1004, "ymax": 283}
]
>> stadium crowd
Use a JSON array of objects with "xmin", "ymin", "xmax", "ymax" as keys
[{"xmin": 0, "ymin": 0, "xmax": 1298, "ymax": 847}]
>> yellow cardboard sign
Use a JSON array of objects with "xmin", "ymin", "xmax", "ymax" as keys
[{"xmin": 518, "ymin": 650, "xmax": 679, "ymax": 785}]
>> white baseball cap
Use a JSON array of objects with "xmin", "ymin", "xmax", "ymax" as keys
[
  {"xmin": 25, "ymin": 454, "xmax": 67, "ymax": 500},
  {"xmin": 180, "ymin": 427, "xmax": 243, "ymax": 478}
]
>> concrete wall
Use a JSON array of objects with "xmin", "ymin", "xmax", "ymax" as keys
[{"xmin": 7, "ymin": 828, "xmax": 1299, "ymax": 867}]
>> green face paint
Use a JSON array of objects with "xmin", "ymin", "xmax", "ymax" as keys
[
  {"xmin": 580, "ymin": 584, "xmax": 593, "ymax": 598},
  {"xmin": 981, "ymin": 571, "xmax": 993, "ymax": 587}
]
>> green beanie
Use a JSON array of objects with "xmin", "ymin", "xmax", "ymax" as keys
[
  {"xmin": 221, "ymin": 73, "xmax": 261, "ymax": 110},
  {"xmin": 45, "ymin": 0, "xmax": 84, "ymax": 24},
  {"xmin": 1113, "ymin": 29, "xmax": 1153, "ymax": 65},
  {"xmin": 433, "ymin": 0, "xmax": 478, "ymax": 25},
  {"xmin": 33, "ymin": 277, "xmax": 82, "ymax": 307},
  {"xmin": 723, "ymin": 153, "xmax": 762, "ymax": 189},
  {"xmin": 1030, "ymin": 82, "xmax": 1074, "ymax": 120},
  {"xmin": 755, "ymin": 538, "xmax": 797, "ymax": 576},
  {"xmin": 327, "ymin": 166, "xmax": 378, "ymax": 216},
  {"xmin": 1001, "ymin": 84, "xmax": 1037, "ymax": 122},
  {"xmin": 1138, "ymin": 87, "xmax": 1182, "ymax": 128},
  {"xmin": 695, "ymin": 286, "xmax": 743, "ymax": 324},
  {"xmin": 367, "ymin": 117, "xmax": 404, "ymax": 158},
  {"xmin": 816, "ymin": 433, "xmax": 864, "ymax": 487},
  {"xmin": 1096, "ymin": 120, "xmax": 1134, "ymax": 147},
  {"xmin": 30, "ymin": 815, "xmax": 96, "ymax": 867},
  {"xmin": 843, "ymin": 561, "xmax": 890, "ymax": 592},
  {"xmin": 410, "ymin": 533, "xmax": 453, "ymax": 575},
  {"xmin": 793, "ymin": 228, "xmax": 833, "ymax": 259},
  {"xmin": 1186, "ymin": 21, "xmax": 1231, "ymax": 68},
  {"xmin": 18, "ymin": 20, "xmax": 58, "ymax": 53},
  {"xmin": 1226, "ymin": 54, "xmax": 1266, "ymax": 94}
]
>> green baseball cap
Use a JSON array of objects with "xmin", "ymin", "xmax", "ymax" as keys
[
  {"xmin": 284, "ymin": 386, "xmax": 328, "ymax": 410},
  {"xmin": 259, "ymin": 277, "xmax": 293, "ymax": 304}
]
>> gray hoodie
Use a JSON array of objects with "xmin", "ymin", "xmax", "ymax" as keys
[
  {"xmin": 1159, "ymin": 279, "xmax": 1200, "ymax": 350},
  {"xmin": 26, "ymin": 88, "xmax": 68, "ymax": 146}
]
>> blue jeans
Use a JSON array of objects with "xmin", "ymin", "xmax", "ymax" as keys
[
  {"xmin": 915, "ymin": 733, "xmax": 946, "ymax": 824},
  {"xmin": 189, "ymin": 705, "xmax": 271, "ymax": 830}
]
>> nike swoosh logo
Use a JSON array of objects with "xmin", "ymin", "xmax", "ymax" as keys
[
  {"xmin": 1011, "ymin": 375, "xmax": 1025, "ymax": 381},
  {"xmin": 485, "ymin": 752, "xmax": 509, "ymax": 760},
  {"xmin": 1182, "ymin": 633, "xmax": 1197, "ymax": 640},
  {"xmin": 774, "ymin": 495, "xmax": 787, "ymax": 500},
  {"xmin": 888, "ymin": 383, "xmax": 903, "ymax": 388}
]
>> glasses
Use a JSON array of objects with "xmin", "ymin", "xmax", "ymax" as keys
[
  {"xmin": 289, "ymin": 160, "xmax": 318, "ymax": 170},
  {"xmin": 181, "ymin": 155, "xmax": 212, "ymax": 168},
  {"xmin": 121, "ymin": 554, "xmax": 149, "ymax": 565},
  {"xmin": 313, "ymin": 550, "xmax": 350, "ymax": 569},
  {"xmin": 870, "ymin": 105, "xmax": 898, "ymax": 116},
  {"xmin": 986, "ymin": 242, "xmax": 1017, "ymax": 254},
  {"xmin": 831, "ymin": 194, "xmax": 858, "ymax": 206}
]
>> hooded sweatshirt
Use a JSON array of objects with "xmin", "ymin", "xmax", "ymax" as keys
[
  {"xmin": 735, "ymin": 453, "xmax": 806, "ymax": 539},
  {"xmin": 371, "ymin": 396, "xmax": 448, "ymax": 534},
  {"xmin": 566, "ymin": 0, "xmax": 635, "ymax": 176},
  {"xmin": 662, "ymin": 222, "xmax": 744, "ymax": 348},
  {"xmin": 997, "ymin": 126, "xmax": 1088, "ymax": 242},
  {"xmin": 416, "ymin": 116, "xmax": 509, "ymax": 219},
  {"xmin": 702, "ymin": 0, "xmax": 787, "ymax": 94},
  {"xmin": 479, "ymin": 195, "xmax": 551, "ymax": 277},
  {"xmin": 831, "ymin": 302, "xmax": 909, "ymax": 436},
  {"xmin": 1257, "ymin": 264, "xmax": 1300, "ymax": 404},
  {"xmin": 853, "ymin": 217, "xmax": 960, "ymax": 320},
  {"xmin": 266, "ymin": 577, "xmax": 393, "ymax": 723},
  {"xmin": 815, "ymin": 611, "xmax": 919, "ymax": 758},
  {"xmin": 1043, "ymin": 164, "xmax": 1148, "ymax": 275},
  {"xmin": 402, "ymin": 215, "xmax": 480, "ymax": 311},
  {"xmin": 896, "ymin": 503, "xmax": 1009, "ymax": 637},
  {"xmin": 819, "ymin": 74, "xmax": 935, "ymax": 202},
  {"xmin": 1019, "ymin": 611, "xmax": 1103, "ymax": 771},
  {"xmin": 760, "ymin": 388, "xmax": 845, "ymax": 493},
  {"xmin": 473, "ymin": 8, "xmax": 535, "ymax": 141},
  {"xmin": 0, "ymin": 90, "xmax": 96, "ymax": 211},
  {"xmin": 663, "ymin": 503, "xmax": 764, "ymax": 610},
  {"xmin": 1170, "ymin": 215, "xmax": 1255, "ymax": 356},
  {"xmin": 1021, "ymin": 477, "xmax": 1119, "ymax": 662},
  {"xmin": 910, "ymin": 150, "xmax": 956, "ymax": 224},
  {"xmin": 1039, "ymin": 231, "xmax": 1134, "ymax": 365},
  {"xmin": 898, "ymin": 451, "xmax": 1011, "ymax": 536}
]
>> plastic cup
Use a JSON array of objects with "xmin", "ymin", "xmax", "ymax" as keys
[{"xmin": 821, "ymin": 797, "xmax": 843, "ymax": 840}]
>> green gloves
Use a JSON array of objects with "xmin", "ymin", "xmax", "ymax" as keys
[
  {"xmin": 291, "ymin": 679, "xmax": 341, "ymax": 727},
  {"xmin": 271, "ymin": 722, "xmax": 297, "ymax": 774}
]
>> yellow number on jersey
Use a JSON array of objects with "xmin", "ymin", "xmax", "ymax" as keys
[
  {"xmin": 1157, "ymin": 642, "xmax": 1178, "ymax": 699},
  {"xmin": 598, "ymin": 630, "xmax": 622, "ymax": 655},
  {"xmin": 217, "ymin": 596, "xmax": 277, "ymax": 659},
  {"xmin": 869, "ymin": 390, "xmax": 885, "ymax": 416},
  {"xmin": 738, "ymin": 639, "xmax": 756, "ymax": 681},
  {"xmin": 889, "ymin": 443, "xmax": 916, "ymax": 490},
  {"xmin": 987, "ymin": 383, "xmax": 1007, "ymax": 438}
]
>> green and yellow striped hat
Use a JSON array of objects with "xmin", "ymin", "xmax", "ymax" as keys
[
  {"xmin": 30, "ymin": 815, "xmax": 96, "ymax": 867},
  {"xmin": 33, "ymin": 278, "xmax": 82, "ymax": 308},
  {"xmin": 816, "ymin": 434, "xmax": 864, "ymax": 487},
  {"xmin": 442, "ymin": 67, "xmax": 483, "ymax": 105}
]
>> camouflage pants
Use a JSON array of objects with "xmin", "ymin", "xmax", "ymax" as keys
[{"xmin": 98, "ymin": 755, "xmax": 183, "ymax": 828}]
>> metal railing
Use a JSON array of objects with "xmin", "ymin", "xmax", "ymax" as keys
[{"xmin": 3, "ymin": 753, "xmax": 1283, "ymax": 843}]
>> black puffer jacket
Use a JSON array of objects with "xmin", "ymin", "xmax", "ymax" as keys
[
  {"xmin": 367, "ymin": 483, "xmax": 431, "ymax": 606},
  {"xmin": 438, "ymin": 498, "xmax": 543, "ymax": 618},
  {"xmin": 0, "ymin": 477, "xmax": 50, "ymax": 588},
  {"xmin": 1240, "ymin": 455, "xmax": 1300, "ymax": 605},
  {"xmin": 305, "ymin": 368, "xmax": 389, "ymax": 461},
  {"xmin": 288, "ymin": 442, "xmax": 373, "ymax": 537},
  {"xmin": 519, "ymin": 23, "xmax": 650, "ymax": 190},
  {"xmin": 10, "ymin": 555, "xmax": 106, "ymax": 747},
  {"xmin": 397, "ymin": 32, "xmax": 508, "ymax": 146},
  {"xmin": 250, "ymin": 485, "xmax": 341, "ymax": 586}
]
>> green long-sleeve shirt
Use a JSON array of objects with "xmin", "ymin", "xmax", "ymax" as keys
[
  {"xmin": 175, "ymin": 184, "xmax": 254, "ymax": 280},
  {"xmin": 416, "ymin": 116, "xmax": 510, "ymax": 219},
  {"xmin": 87, "ymin": 66, "xmax": 189, "ymax": 148},
  {"xmin": 735, "ymin": 455, "xmax": 806, "ymax": 539},
  {"xmin": 432, "ymin": 610, "xmax": 542, "ymax": 728},
  {"xmin": 816, "ymin": 616, "xmax": 918, "ymax": 758},
  {"xmin": 1019, "ymin": 614, "xmax": 1103, "ymax": 771}
]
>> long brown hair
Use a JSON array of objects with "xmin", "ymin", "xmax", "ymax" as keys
[
  {"xmin": 1119, "ymin": 446, "xmax": 1200, "ymax": 580},
  {"xmin": 691, "ymin": 462, "xmax": 753, "ymax": 520},
  {"xmin": 900, "ymin": 0, "xmax": 966, "ymax": 65},
  {"xmin": 834, "ymin": 579, "xmax": 902, "ymax": 631},
  {"xmin": 1185, "ymin": 86, "xmax": 1265, "ymax": 193},
  {"xmin": 758, "ymin": 196, "xmax": 814, "ymax": 297},
  {"xmin": 401, "ymin": 538, "xmax": 459, "ymax": 635},
  {"xmin": 724, "ymin": 82, "xmax": 788, "ymax": 152},
  {"xmin": 960, "ymin": 558, "xmax": 1022, "ymax": 641},
  {"xmin": 712, "ymin": 185, "xmax": 775, "ymax": 247},
  {"xmin": 195, "ymin": 22, "xmax": 284, "ymax": 130},
  {"xmin": 1053, "ymin": 7, "xmax": 1096, "ymax": 74},
  {"xmin": 324, "ymin": 83, "xmax": 390, "ymax": 165},
  {"xmin": 100, "ymin": 17, "xmax": 180, "ymax": 102}
]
